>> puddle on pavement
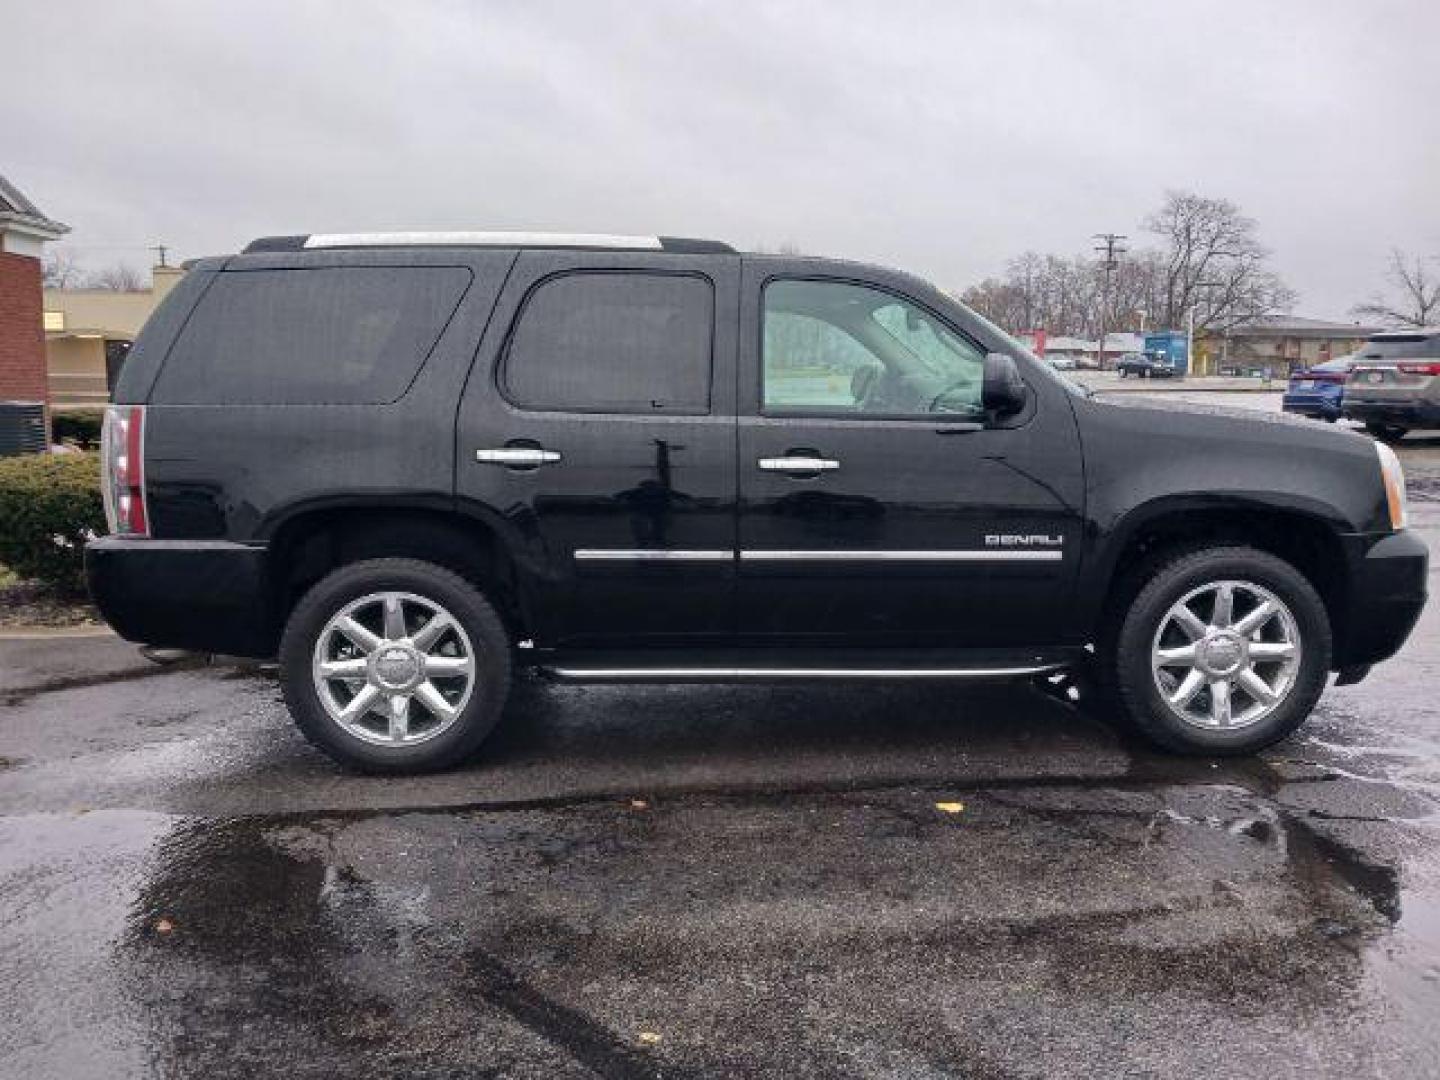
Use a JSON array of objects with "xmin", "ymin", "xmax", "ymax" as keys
[{"xmin": 107, "ymin": 777, "xmax": 1429, "ymax": 1076}]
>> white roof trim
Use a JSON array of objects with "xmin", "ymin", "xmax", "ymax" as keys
[{"xmin": 303, "ymin": 231, "xmax": 663, "ymax": 250}]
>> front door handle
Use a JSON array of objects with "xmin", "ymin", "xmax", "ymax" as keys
[
  {"xmin": 475, "ymin": 447, "xmax": 562, "ymax": 467},
  {"xmin": 758, "ymin": 455, "xmax": 839, "ymax": 474}
]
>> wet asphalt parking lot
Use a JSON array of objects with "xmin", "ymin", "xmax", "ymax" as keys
[{"xmin": 2, "ymin": 394, "xmax": 1438, "ymax": 1079}]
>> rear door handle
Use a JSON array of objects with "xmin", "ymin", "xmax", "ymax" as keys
[
  {"xmin": 758, "ymin": 455, "xmax": 839, "ymax": 473},
  {"xmin": 475, "ymin": 447, "xmax": 562, "ymax": 467}
]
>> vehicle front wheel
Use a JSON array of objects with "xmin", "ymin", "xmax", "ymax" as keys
[
  {"xmin": 1106, "ymin": 546, "xmax": 1331, "ymax": 755},
  {"xmin": 280, "ymin": 558, "xmax": 512, "ymax": 773},
  {"xmin": 1365, "ymin": 422, "xmax": 1408, "ymax": 443}
]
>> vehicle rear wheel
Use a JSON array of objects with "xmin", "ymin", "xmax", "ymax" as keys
[
  {"xmin": 1365, "ymin": 422, "xmax": 1408, "ymax": 443},
  {"xmin": 1107, "ymin": 546, "xmax": 1331, "ymax": 755},
  {"xmin": 280, "ymin": 558, "xmax": 512, "ymax": 773}
]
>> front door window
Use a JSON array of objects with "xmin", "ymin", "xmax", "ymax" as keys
[{"xmin": 762, "ymin": 280, "xmax": 986, "ymax": 419}]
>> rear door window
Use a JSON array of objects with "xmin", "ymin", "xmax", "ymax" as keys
[
  {"xmin": 152, "ymin": 266, "xmax": 470, "ymax": 405},
  {"xmin": 501, "ymin": 272, "xmax": 713, "ymax": 413}
]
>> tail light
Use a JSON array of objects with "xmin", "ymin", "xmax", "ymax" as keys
[
  {"xmin": 100, "ymin": 405, "xmax": 149, "ymax": 536},
  {"xmin": 1397, "ymin": 361, "xmax": 1440, "ymax": 376}
]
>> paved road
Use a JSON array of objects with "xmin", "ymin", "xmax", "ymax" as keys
[{"xmin": 1, "ymin": 408, "xmax": 1437, "ymax": 1078}]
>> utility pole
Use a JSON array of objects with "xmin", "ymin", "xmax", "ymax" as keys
[
  {"xmin": 1093, "ymin": 233, "xmax": 1126, "ymax": 369},
  {"xmin": 149, "ymin": 244, "xmax": 170, "ymax": 268}
]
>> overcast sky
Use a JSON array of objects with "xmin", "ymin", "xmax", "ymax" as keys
[{"xmin": 5, "ymin": 0, "xmax": 1437, "ymax": 318}]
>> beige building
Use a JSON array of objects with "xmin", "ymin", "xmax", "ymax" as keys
[
  {"xmin": 43, "ymin": 265, "xmax": 184, "ymax": 408},
  {"xmin": 1195, "ymin": 315, "xmax": 1380, "ymax": 376}
]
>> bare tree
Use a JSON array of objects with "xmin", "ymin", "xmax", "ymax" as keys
[
  {"xmin": 41, "ymin": 251, "xmax": 87, "ymax": 289},
  {"xmin": 1144, "ymin": 191, "xmax": 1294, "ymax": 334},
  {"xmin": 1352, "ymin": 250, "xmax": 1440, "ymax": 329},
  {"xmin": 86, "ymin": 262, "xmax": 148, "ymax": 292},
  {"xmin": 962, "ymin": 250, "xmax": 1143, "ymax": 339}
]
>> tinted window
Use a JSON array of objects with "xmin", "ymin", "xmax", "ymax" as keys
[
  {"xmin": 1361, "ymin": 334, "xmax": 1440, "ymax": 361},
  {"xmin": 153, "ymin": 266, "xmax": 469, "ymax": 405},
  {"xmin": 763, "ymin": 279, "xmax": 985, "ymax": 417},
  {"xmin": 503, "ymin": 272, "xmax": 713, "ymax": 413}
]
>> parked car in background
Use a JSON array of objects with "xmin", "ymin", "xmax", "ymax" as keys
[
  {"xmin": 1343, "ymin": 329, "xmax": 1440, "ymax": 442},
  {"xmin": 1282, "ymin": 353, "xmax": 1357, "ymax": 422},
  {"xmin": 1117, "ymin": 353, "xmax": 1178, "ymax": 379},
  {"xmin": 86, "ymin": 231, "xmax": 1426, "ymax": 772},
  {"xmin": 1046, "ymin": 354, "xmax": 1076, "ymax": 371}
]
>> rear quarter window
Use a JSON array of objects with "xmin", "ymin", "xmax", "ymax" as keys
[
  {"xmin": 151, "ymin": 266, "xmax": 471, "ymax": 405},
  {"xmin": 1360, "ymin": 334, "xmax": 1440, "ymax": 362}
]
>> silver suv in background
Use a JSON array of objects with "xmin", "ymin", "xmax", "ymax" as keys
[{"xmin": 1343, "ymin": 329, "xmax": 1440, "ymax": 442}]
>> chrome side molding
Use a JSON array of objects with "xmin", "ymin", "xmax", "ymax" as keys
[
  {"xmin": 574, "ymin": 549, "xmax": 733, "ymax": 562},
  {"xmin": 739, "ymin": 549, "xmax": 1063, "ymax": 562},
  {"xmin": 570, "ymin": 548, "xmax": 1063, "ymax": 563},
  {"xmin": 546, "ymin": 662, "xmax": 1064, "ymax": 682}
]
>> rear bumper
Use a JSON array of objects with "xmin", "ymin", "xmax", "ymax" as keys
[
  {"xmin": 1334, "ymin": 529, "xmax": 1428, "ymax": 669},
  {"xmin": 85, "ymin": 536, "xmax": 277, "ymax": 657},
  {"xmin": 1282, "ymin": 396, "xmax": 1341, "ymax": 420},
  {"xmin": 1342, "ymin": 399, "xmax": 1440, "ymax": 428}
]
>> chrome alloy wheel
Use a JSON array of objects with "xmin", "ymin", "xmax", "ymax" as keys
[
  {"xmin": 1150, "ymin": 580, "xmax": 1302, "ymax": 731},
  {"xmin": 312, "ymin": 591, "xmax": 476, "ymax": 747}
]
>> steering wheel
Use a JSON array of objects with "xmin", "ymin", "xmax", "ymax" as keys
[
  {"xmin": 927, "ymin": 379, "xmax": 980, "ymax": 414},
  {"xmin": 850, "ymin": 362, "xmax": 883, "ymax": 405}
]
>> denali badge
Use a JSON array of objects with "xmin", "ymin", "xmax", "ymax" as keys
[{"xmin": 985, "ymin": 534, "xmax": 1064, "ymax": 547}]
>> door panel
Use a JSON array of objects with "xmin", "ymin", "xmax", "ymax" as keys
[
  {"xmin": 456, "ymin": 251, "xmax": 739, "ymax": 647},
  {"xmin": 736, "ymin": 260, "xmax": 1084, "ymax": 647}
]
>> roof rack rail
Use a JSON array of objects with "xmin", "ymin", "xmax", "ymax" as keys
[{"xmin": 242, "ymin": 232, "xmax": 735, "ymax": 255}]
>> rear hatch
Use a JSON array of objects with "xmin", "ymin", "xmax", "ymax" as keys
[{"xmin": 1346, "ymin": 331, "xmax": 1440, "ymax": 403}]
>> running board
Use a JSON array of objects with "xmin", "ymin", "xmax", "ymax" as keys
[{"xmin": 539, "ymin": 660, "xmax": 1067, "ymax": 684}]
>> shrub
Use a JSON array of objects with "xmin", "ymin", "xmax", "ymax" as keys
[
  {"xmin": 52, "ymin": 409, "xmax": 105, "ymax": 450},
  {"xmin": 0, "ymin": 452, "xmax": 105, "ymax": 594}
]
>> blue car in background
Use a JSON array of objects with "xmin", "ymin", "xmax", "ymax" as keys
[{"xmin": 1282, "ymin": 353, "xmax": 1357, "ymax": 422}]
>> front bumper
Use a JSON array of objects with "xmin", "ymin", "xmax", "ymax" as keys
[
  {"xmin": 85, "ymin": 537, "xmax": 277, "ymax": 657},
  {"xmin": 1342, "ymin": 398, "xmax": 1440, "ymax": 428},
  {"xmin": 1334, "ymin": 529, "xmax": 1429, "ymax": 669}
]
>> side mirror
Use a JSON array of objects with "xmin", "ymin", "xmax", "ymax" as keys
[{"xmin": 982, "ymin": 352, "xmax": 1027, "ymax": 417}]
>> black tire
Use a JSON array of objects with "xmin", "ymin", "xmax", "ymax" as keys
[
  {"xmin": 1365, "ymin": 422, "xmax": 1408, "ymax": 443},
  {"xmin": 1105, "ymin": 545, "xmax": 1331, "ymax": 755},
  {"xmin": 280, "ymin": 558, "xmax": 512, "ymax": 773}
]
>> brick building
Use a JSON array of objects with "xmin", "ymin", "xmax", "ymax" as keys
[{"xmin": 0, "ymin": 174, "xmax": 69, "ymax": 433}]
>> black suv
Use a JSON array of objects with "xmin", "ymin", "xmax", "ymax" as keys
[{"xmin": 86, "ymin": 233, "xmax": 1427, "ymax": 772}]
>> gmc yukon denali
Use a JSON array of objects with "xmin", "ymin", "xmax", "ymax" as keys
[{"xmin": 85, "ymin": 232, "xmax": 1428, "ymax": 772}]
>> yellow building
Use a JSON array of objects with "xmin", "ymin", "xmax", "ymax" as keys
[
  {"xmin": 43, "ymin": 266, "xmax": 184, "ymax": 408},
  {"xmin": 1194, "ymin": 316, "xmax": 1379, "ymax": 376}
]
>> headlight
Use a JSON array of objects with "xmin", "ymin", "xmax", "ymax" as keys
[{"xmin": 1375, "ymin": 440, "xmax": 1408, "ymax": 531}]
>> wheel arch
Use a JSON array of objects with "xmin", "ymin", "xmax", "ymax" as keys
[
  {"xmin": 265, "ymin": 502, "xmax": 535, "ymax": 640},
  {"xmin": 1084, "ymin": 496, "xmax": 1351, "ymax": 664}
]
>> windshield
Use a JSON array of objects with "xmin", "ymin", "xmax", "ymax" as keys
[{"xmin": 960, "ymin": 304, "xmax": 1092, "ymax": 397}]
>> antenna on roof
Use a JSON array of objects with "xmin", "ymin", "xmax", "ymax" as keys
[{"xmin": 149, "ymin": 244, "xmax": 171, "ymax": 268}]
